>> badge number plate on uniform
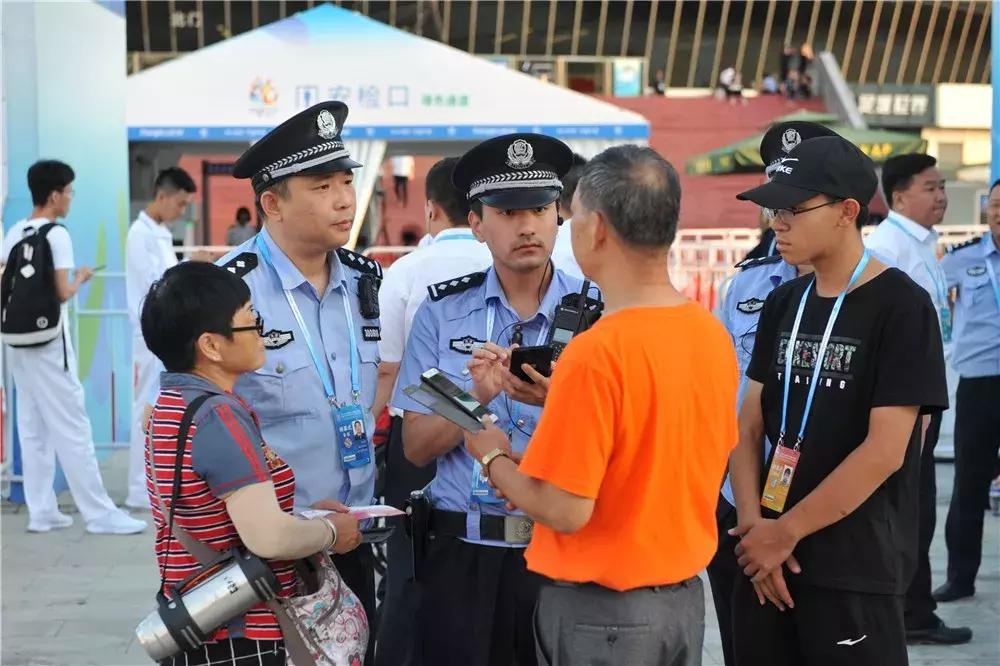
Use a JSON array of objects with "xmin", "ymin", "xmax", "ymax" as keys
[
  {"xmin": 760, "ymin": 445, "xmax": 799, "ymax": 513},
  {"xmin": 470, "ymin": 460, "xmax": 504, "ymax": 504},
  {"xmin": 334, "ymin": 403, "xmax": 372, "ymax": 469}
]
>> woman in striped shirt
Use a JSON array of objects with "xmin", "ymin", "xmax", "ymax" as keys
[{"xmin": 140, "ymin": 262, "xmax": 366, "ymax": 666}]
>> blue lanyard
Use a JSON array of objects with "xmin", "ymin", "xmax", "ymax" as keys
[
  {"xmin": 985, "ymin": 259, "xmax": 1000, "ymax": 314},
  {"xmin": 886, "ymin": 218, "xmax": 948, "ymax": 306},
  {"xmin": 779, "ymin": 250, "xmax": 870, "ymax": 449},
  {"xmin": 256, "ymin": 237, "xmax": 361, "ymax": 404}
]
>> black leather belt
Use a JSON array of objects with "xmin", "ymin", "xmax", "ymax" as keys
[{"xmin": 429, "ymin": 509, "xmax": 533, "ymax": 545}]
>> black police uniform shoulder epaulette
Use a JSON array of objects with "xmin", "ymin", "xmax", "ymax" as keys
[
  {"xmin": 946, "ymin": 237, "xmax": 979, "ymax": 254},
  {"xmin": 337, "ymin": 247, "xmax": 383, "ymax": 279},
  {"xmin": 221, "ymin": 252, "xmax": 258, "ymax": 278},
  {"xmin": 735, "ymin": 255, "xmax": 783, "ymax": 270},
  {"xmin": 426, "ymin": 271, "xmax": 488, "ymax": 302}
]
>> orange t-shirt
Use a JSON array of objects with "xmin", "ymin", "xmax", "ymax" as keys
[{"xmin": 519, "ymin": 303, "xmax": 739, "ymax": 591}]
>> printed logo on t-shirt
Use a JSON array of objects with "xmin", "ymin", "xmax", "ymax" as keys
[{"xmin": 776, "ymin": 333, "xmax": 860, "ymax": 390}]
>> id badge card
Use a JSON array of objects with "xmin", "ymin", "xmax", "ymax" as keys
[
  {"xmin": 333, "ymin": 403, "xmax": 372, "ymax": 470},
  {"xmin": 760, "ymin": 444, "xmax": 800, "ymax": 514},
  {"xmin": 470, "ymin": 460, "xmax": 503, "ymax": 504},
  {"xmin": 939, "ymin": 305, "xmax": 953, "ymax": 344}
]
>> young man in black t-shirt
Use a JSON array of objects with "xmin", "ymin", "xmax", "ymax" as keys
[{"xmin": 728, "ymin": 136, "xmax": 948, "ymax": 666}]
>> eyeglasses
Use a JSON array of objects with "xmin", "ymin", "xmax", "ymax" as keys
[
  {"xmin": 773, "ymin": 199, "xmax": 843, "ymax": 220},
  {"xmin": 231, "ymin": 309, "xmax": 264, "ymax": 336}
]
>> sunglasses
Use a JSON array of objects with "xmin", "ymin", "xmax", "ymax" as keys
[{"xmin": 231, "ymin": 309, "xmax": 264, "ymax": 336}]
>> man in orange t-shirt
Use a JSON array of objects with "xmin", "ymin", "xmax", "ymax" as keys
[{"xmin": 465, "ymin": 145, "xmax": 739, "ymax": 665}]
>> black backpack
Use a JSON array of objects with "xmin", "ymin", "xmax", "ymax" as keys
[{"xmin": 1, "ymin": 222, "xmax": 64, "ymax": 347}]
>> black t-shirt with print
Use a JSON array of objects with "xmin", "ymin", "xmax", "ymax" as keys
[{"xmin": 747, "ymin": 268, "xmax": 948, "ymax": 595}]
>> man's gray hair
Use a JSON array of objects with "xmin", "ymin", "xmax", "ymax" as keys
[{"xmin": 576, "ymin": 145, "xmax": 681, "ymax": 248}]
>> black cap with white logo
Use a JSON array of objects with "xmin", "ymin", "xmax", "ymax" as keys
[{"xmin": 737, "ymin": 136, "xmax": 877, "ymax": 210}]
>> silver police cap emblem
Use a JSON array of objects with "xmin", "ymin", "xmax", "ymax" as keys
[
  {"xmin": 506, "ymin": 139, "xmax": 535, "ymax": 169},
  {"xmin": 316, "ymin": 110, "xmax": 338, "ymax": 140},
  {"xmin": 781, "ymin": 129, "xmax": 802, "ymax": 154}
]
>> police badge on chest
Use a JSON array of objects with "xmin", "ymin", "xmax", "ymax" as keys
[{"xmin": 262, "ymin": 329, "xmax": 294, "ymax": 350}]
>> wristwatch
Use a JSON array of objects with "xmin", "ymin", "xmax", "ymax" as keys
[{"xmin": 480, "ymin": 448, "xmax": 511, "ymax": 477}]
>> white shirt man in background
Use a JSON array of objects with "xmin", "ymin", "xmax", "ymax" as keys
[
  {"xmin": 372, "ymin": 156, "xmax": 491, "ymax": 666},
  {"xmin": 124, "ymin": 166, "xmax": 196, "ymax": 510},
  {"xmin": 2, "ymin": 160, "xmax": 146, "ymax": 534},
  {"xmin": 549, "ymin": 153, "xmax": 588, "ymax": 280},
  {"xmin": 865, "ymin": 153, "xmax": 971, "ymax": 646}
]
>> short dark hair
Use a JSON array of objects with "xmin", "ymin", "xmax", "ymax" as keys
[
  {"xmin": 990, "ymin": 178, "xmax": 1000, "ymax": 195},
  {"xmin": 576, "ymin": 145, "xmax": 681, "ymax": 248},
  {"xmin": 27, "ymin": 160, "xmax": 75, "ymax": 206},
  {"xmin": 236, "ymin": 206, "xmax": 251, "ymax": 222},
  {"xmin": 881, "ymin": 153, "xmax": 937, "ymax": 206},
  {"xmin": 425, "ymin": 157, "xmax": 469, "ymax": 226},
  {"xmin": 140, "ymin": 262, "xmax": 251, "ymax": 372},
  {"xmin": 560, "ymin": 154, "xmax": 589, "ymax": 209},
  {"xmin": 154, "ymin": 167, "xmax": 197, "ymax": 195},
  {"xmin": 255, "ymin": 179, "xmax": 290, "ymax": 220}
]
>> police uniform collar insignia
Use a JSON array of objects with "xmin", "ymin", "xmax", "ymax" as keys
[
  {"xmin": 336, "ymin": 247, "xmax": 383, "ymax": 278},
  {"xmin": 262, "ymin": 329, "xmax": 294, "ymax": 349},
  {"xmin": 947, "ymin": 237, "xmax": 979, "ymax": 254},
  {"xmin": 506, "ymin": 139, "xmax": 535, "ymax": 169},
  {"xmin": 316, "ymin": 109, "xmax": 338, "ymax": 140},
  {"xmin": 967, "ymin": 265, "xmax": 987, "ymax": 277},
  {"xmin": 427, "ymin": 270, "xmax": 488, "ymax": 301},
  {"xmin": 737, "ymin": 298, "xmax": 766, "ymax": 314},
  {"xmin": 781, "ymin": 129, "xmax": 802, "ymax": 154},
  {"xmin": 734, "ymin": 254, "xmax": 783, "ymax": 270},
  {"xmin": 449, "ymin": 335, "xmax": 486, "ymax": 354},
  {"xmin": 222, "ymin": 252, "xmax": 259, "ymax": 278}
]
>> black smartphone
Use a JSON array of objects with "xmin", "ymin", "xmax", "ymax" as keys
[
  {"xmin": 361, "ymin": 526, "xmax": 395, "ymax": 544},
  {"xmin": 509, "ymin": 345, "xmax": 554, "ymax": 383},
  {"xmin": 420, "ymin": 368, "xmax": 492, "ymax": 421}
]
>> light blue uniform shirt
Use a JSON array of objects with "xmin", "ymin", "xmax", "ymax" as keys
[
  {"xmin": 717, "ymin": 255, "xmax": 799, "ymax": 506},
  {"xmin": 218, "ymin": 228, "xmax": 381, "ymax": 509},
  {"xmin": 940, "ymin": 232, "xmax": 1000, "ymax": 378},
  {"xmin": 392, "ymin": 266, "xmax": 583, "ymax": 546}
]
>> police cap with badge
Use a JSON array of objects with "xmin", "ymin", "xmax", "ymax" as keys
[
  {"xmin": 233, "ymin": 100, "xmax": 362, "ymax": 195},
  {"xmin": 759, "ymin": 120, "xmax": 839, "ymax": 180},
  {"xmin": 452, "ymin": 132, "xmax": 575, "ymax": 211}
]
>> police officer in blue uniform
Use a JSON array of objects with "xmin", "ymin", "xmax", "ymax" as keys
[
  {"xmin": 391, "ymin": 133, "xmax": 582, "ymax": 666},
  {"xmin": 218, "ymin": 101, "xmax": 382, "ymax": 662},
  {"xmin": 707, "ymin": 121, "xmax": 836, "ymax": 666},
  {"xmin": 934, "ymin": 179, "xmax": 1000, "ymax": 603}
]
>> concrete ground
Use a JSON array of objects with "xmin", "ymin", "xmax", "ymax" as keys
[{"xmin": 2, "ymin": 451, "xmax": 998, "ymax": 666}]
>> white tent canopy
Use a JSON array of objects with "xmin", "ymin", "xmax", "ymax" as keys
[{"xmin": 127, "ymin": 3, "xmax": 649, "ymax": 244}]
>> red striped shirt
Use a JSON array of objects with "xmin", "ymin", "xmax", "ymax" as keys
[{"xmin": 146, "ymin": 389, "xmax": 297, "ymax": 641}]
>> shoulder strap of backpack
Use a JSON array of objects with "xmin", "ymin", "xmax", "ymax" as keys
[{"xmin": 37, "ymin": 222, "xmax": 63, "ymax": 238}]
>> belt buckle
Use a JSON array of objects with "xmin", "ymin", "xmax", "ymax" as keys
[{"xmin": 503, "ymin": 515, "xmax": 533, "ymax": 544}]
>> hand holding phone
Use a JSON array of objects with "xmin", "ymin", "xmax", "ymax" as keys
[{"xmin": 509, "ymin": 346, "xmax": 554, "ymax": 384}]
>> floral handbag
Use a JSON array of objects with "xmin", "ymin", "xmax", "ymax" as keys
[{"xmin": 276, "ymin": 552, "xmax": 369, "ymax": 666}]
